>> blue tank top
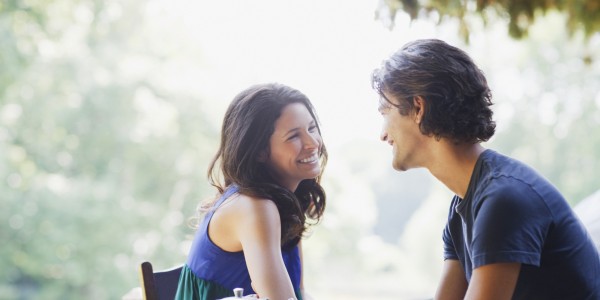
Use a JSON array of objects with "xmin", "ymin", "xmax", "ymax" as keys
[{"xmin": 185, "ymin": 185, "xmax": 302, "ymax": 294}]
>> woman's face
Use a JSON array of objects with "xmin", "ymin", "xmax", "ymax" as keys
[{"xmin": 263, "ymin": 102, "xmax": 322, "ymax": 191}]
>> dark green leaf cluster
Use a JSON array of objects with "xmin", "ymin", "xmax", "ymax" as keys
[{"xmin": 378, "ymin": 0, "xmax": 600, "ymax": 40}]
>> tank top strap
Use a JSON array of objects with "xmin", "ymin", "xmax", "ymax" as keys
[
  {"xmin": 202, "ymin": 185, "xmax": 240, "ymax": 228},
  {"xmin": 214, "ymin": 185, "xmax": 239, "ymax": 207}
]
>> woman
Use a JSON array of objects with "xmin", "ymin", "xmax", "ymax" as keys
[{"xmin": 175, "ymin": 83, "xmax": 327, "ymax": 300}]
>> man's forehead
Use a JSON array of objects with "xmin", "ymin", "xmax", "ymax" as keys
[
  {"xmin": 379, "ymin": 91, "xmax": 400, "ymax": 107},
  {"xmin": 381, "ymin": 90, "xmax": 400, "ymax": 103},
  {"xmin": 378, "ymin": 97, "xmax": 392, "ymax": 108},
  {"xmin": 378, "ymin": 98, "xmax": 396, "ymax": 115}
]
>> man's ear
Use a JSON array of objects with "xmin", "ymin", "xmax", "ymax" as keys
[{"xmin": 413, "ymin": 96, "xmax": 426, "ymax": 124}]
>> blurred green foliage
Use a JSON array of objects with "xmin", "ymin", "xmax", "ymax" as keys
[
  {"xmin": 2, "ymin": 0, "xmax": 599, "ymax": 299},
  {"xmin": 378, "ymin": 0, "xmax": 600, "ymax": 40},
  {"xmin": 1, "ymin": 0, "xmax": 216, "ymax": 298},
  {"xmin": 484, "ymin": 17, "xmax": 600, "ymax": 204}
]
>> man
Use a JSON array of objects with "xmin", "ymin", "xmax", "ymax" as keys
[{"xmin": 371, "ymin": 39, "xmax": 600, "ymax": 300}]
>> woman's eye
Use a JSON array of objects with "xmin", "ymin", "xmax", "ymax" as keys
[{"xmin": 308, "ymin": 125, "xmax": 317, "ymax": 132}]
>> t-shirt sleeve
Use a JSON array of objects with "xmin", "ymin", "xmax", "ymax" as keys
[
  {"xmin": 443, "ymin": 223, "xmax": 459, "ymax": 260},
  {"xmin": 471, "ymin": 178, "xmax": 552, "ymax": 268},
  {"xmin": 443, "ymin": 197, "xmax": 460, "ymax": 261}
]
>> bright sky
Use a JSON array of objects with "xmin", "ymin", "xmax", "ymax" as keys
[
  {"xmin": 123, "ymin": 1, "xmax": 600, "ymax": 298},
  {"xmin": 145, "ymin": 0, "xmax": 468, "ymax": 150}
]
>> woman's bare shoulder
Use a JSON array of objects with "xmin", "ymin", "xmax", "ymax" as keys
[
  {"xmin": 228, "ymin": 193, "xmax": 280, "ymax": 220},
  {"xmin": 213, "ymin": 193, "xmax": 280, "ymax": 225},
  {"xmin": 209, "ymin": 193, "xmax": 281, "ymax": 251}
]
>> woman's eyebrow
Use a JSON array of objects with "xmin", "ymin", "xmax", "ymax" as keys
[
  {"xmin": 281, "ymin": 127, "xmax": 300, "ymax": 138},
  {"xmin": 283, "ymin": 127, "xmax": 300, "ymax": 137},
  {"xmin": 282, "ymin": 121, "xmax": 316, "ymax": 137}
]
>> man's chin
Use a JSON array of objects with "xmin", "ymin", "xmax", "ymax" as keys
[
  {"xmin": 392, "ymin": 162, "xmax": 408, "ymax": 172},
  {"xmin": 392, "ymin": 158, "xmax": 415, "ymax": 172}
]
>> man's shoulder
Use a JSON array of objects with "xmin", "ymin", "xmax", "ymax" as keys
[
  {"xmin": 479, "ymin": 150, "xmax": 544, "ymax": 186},
  {"xmin": 472, "ymin": 151, "xmax": 548, "ymax": 201},
  {"xmin": 475, "ymin": 151, "xmax": 565, "ymax": 208}
]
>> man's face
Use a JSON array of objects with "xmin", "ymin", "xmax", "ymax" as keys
[{"xmin": 378, "ymin": 92, "xmax": 425, "ymax": 171}]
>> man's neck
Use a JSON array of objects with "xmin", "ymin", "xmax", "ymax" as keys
[{"xmin": 426, "ymin": 141, "xmax": 486, "ymax": 199}]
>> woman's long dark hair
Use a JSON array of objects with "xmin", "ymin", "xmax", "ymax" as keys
[{"xmin": 207, "ymin": 83, "xmax": 327, "ymax": 244}]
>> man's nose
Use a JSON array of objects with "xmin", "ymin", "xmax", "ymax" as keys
[{"xmin": 380, "ymin": 129, "xmax": 388, "ymax": 142}]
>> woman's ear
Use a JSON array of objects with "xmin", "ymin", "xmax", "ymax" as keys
[{"xmin": 257, "ymin": 150, "xmax": 268, "ymax": 162}]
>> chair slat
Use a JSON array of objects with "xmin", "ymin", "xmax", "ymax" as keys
[{"xmin": 139, "ymin": 261, "xmax": 182, "ymax": 300}]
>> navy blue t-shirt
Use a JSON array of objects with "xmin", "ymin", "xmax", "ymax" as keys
[{"xmin": 443, "ymin": 150, "xmax": 600, "ymax": 299}]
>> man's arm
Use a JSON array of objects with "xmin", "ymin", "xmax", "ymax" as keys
[
  {"xmin": 464, "ymin": 262, "xmax": 520, "ymax": 300},
  {"xmin": 435, "ymin": 260, "xmax": 521, "ymax": 300},
  {"xmin": 435, "ymin": 259, "xmax": 468, "ymax": 300}
]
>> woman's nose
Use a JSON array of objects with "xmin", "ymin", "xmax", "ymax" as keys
[{"xmin": 304, "ymin": 133, "xmax": 320, "ymax": 149}]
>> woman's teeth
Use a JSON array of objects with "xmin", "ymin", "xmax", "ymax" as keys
[{"xmin": 299, "ymin": 155, "xmax": 318, "ymax": 163}]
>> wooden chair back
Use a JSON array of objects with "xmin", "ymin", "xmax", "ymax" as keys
[{"xmin": 139, "ymin": 261, "xmax": 183, "ymax": 300}]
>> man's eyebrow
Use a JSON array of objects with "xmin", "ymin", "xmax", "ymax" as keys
[{"xmin": 378, "ymin": 100, "xmax": 390, "ymax": 112}]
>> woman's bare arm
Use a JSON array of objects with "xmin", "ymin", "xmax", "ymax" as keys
[{"xmin": 234, "ymin": 197, "xmax": 297, "ymax": 299}]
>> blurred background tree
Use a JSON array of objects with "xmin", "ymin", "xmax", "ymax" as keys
[
  {"xmin": 374, "ymin": 0, "xmax": 600, "ymax": 203},
  {"xmin": 377, "ymin": 0, "xmax": 600, "ymax": 40},
  {"xmin": 1, "ymin": 0, "xmax": 599, "ymax": 299},
  {"xmin": 1, "ymin": 0, "xmax": 216, "ymax": 298}
]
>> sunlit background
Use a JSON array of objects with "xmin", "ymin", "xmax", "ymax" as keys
[{"xmin": 2, "ymin": 0, "xmax": 599, "ymax": 299}]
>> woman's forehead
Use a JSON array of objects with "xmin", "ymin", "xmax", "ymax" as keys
[{"xmin": 273, "ymin": 104, "xmax": 314, "ymax": 128}]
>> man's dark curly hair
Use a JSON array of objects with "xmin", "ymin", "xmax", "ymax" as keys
[{"xmin": 371, "ymin": 39, "xmax": 496, "ymax": 144}]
